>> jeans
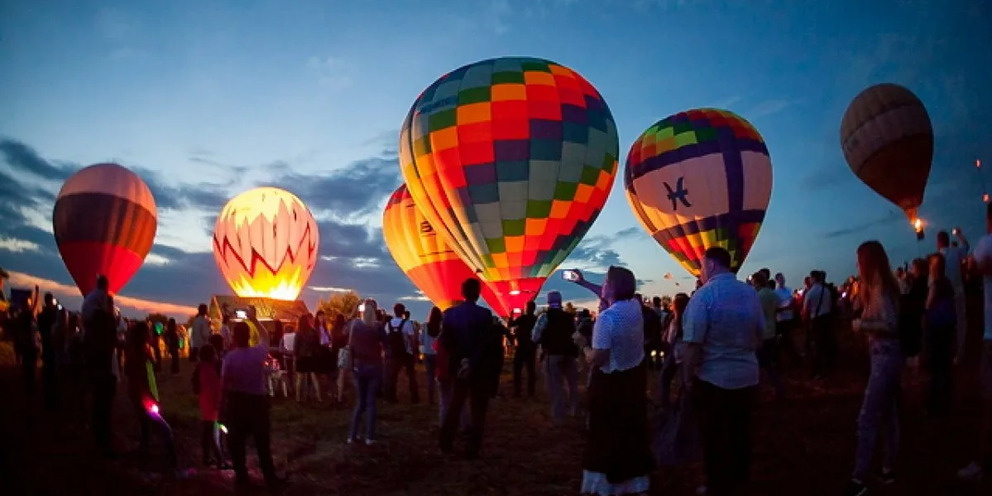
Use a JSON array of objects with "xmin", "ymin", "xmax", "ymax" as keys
[
  {"xmin": 545, "ymin": 355, "xmax": 579, "ymax": 424},
  {"xmin": 350, "ymin": 364, "xmax": 382, "ymax": 441},
  {"xmin": 385, "ymin": 354, "xmax": 419, "ymax": 403},
  {"xmin": 757, "ymin": 338, "xmax": 785, "ymax": 399},
  {"xmin": 423, "ymin": 354, "xmax": 438, "ymax": 404},
  {"xmin": 513, "ymin": 347, "xmax": 536, "ymax": 397},
  {"xmin": 226, "ymin": 392, "xmax": 277, "ymax": 484},
  {"xmin": 659, "ymin": 357, "xmax": 680, "ymax": 410},
  {"xmin": 439, "ymin": 377, "xmax": 490, "ymax": 457},
  {"xmin": 810, "ymin": 317, "xmax": 836, "ymax": 378},
  {"xmin": 927, "ymin": 325, "xmax": 954, "ymax": 415},
  {"xmin": 131, "ymin": 395, "xmax": 177, "ymax": 467},
  {"xmin": 201, "ymin": 420, "xmax": 225, "ymax": 464},
  {"xmin": 953, "ymin": 286, "xmax": 967, "ymax": 361},
  {"xmin": 853, "ymin": 339, "xmax": 904, "ymax": 481}
]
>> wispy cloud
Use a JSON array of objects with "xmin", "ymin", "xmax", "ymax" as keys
[
  {"xmin": 0, "ymin": 237, "xmax": 41, "ymax": 253},
  {"xmin": 306, "ymin": 56, "xmax": 353, "ymax": 90},
  {"xmin": 747, "ymin": 98, "xmax": 798, "ymax": 119},
  {"xmin": 823, "ymin": 210, "xmax": 901, "ymax": 238}
]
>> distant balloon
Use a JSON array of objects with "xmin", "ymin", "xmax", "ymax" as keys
[
  {"xmin": 399, "ymin": 56, "xmax": 619, "ymax": 314},
  {"xmin": 382, "ymin": 185, "xmax": 503, "ymax": 312},
  {"xmin": 53, "ymin": 163, "xmax": 158, "ymax": 295},
  {"xmin": 625, "ymin": 109, "xmax": 772, "ymax": 276},
  {"xmin": 212, "ymin": 187, "xmax": 319, "ymax": 301},
  {"xmin": 841, "ymin": 83, "xmax": 933, "ymax": 222}
]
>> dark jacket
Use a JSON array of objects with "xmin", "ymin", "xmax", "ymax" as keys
[
  {"xmin": 349, "ymin": 321, "xmax": 387, "ymax": 368},
  {"xmin": 510, "ymin": 313, "xmax": 537, "ymax": 352},
  {"xmin": 539, "ymin": 308, "xmax": 578, "ymax": 357},
  {"xmin": 441, "ymin": 301, "xmax": 495, "ymax": 380}
]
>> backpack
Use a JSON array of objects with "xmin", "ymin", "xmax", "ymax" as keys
[{"xmin": 387, "ymin": 318, "xmax": 410, "ymax": 358}]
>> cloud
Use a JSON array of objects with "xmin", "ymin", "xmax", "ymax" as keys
[
  {"xmin": 273, "ymin": 152, "xmax": 402, "ymax": 219},
  {"xmin": 0, "ymin": 138, "xmax": 75, "ymax": 181},
  {"xmin": 131, "ymin": 166, "xmax": 231, "ymax": 212},
  {"xmin": 823, "ymin": 210, "xmax": 901, "ymax": 238},
  {"xmin": 565, "ymin": 227, "xmax": 642, "ymax": 269},
  {"xmin": 747, "ymin": 99, "xmax": 797, "ymax": 119},
  {"xmin": 0, "ymin": 237, "xmax": 41, "ymax": 253}
]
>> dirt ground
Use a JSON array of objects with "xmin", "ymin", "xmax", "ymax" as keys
[{"xmin": 1, "ymin": 311, "xmax": 991, "ymax": 496}]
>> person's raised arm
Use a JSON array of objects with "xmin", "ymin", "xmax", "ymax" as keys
[{"xmin": 956, "ymin": 227, "xmax": 970, "ymax": 252}]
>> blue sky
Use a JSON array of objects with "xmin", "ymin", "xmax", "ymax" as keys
[{"xmin": 1, "ymin": 0, "xmax": 990, "ymax": 318}]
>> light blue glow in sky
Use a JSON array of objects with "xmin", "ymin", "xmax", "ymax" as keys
[{"xmin": 1, "ymin": 0, "xmax": 990, "ymax": 314}]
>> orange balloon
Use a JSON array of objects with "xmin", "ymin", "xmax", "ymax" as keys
[
  {"xmin": 383, "ymin": 185, "xmax": 504, "ymax": 312},
  {"xmin": 212, "ymin": 187, "xmax": 319, "ymax": 301}
]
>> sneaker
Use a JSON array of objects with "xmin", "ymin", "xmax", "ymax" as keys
[
  {"xmin": 957, "ymin": 461, "xmax": 985, "ymax": 481},
  {"xmin": 875, "ymin": 469, "xmax": 895, "ymax": 485},
  {"xmin": 844, "ymin": 479, "xmax": 868, "ymax": 496}
]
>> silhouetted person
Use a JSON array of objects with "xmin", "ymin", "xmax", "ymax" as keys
[
  {"xmin": 439, "ymin": 278, "xmax": 498, "ymax": 459},
  {"xmin": 222, "ymin": 307, "xmax": 283, "ymax": 489},
  {"xmin": 165, "ymin": 318, "xmax": 180, "ymax": 374},
  {"xmin": 82, "ymin": 275, "xmax": 118, "ymax": 457},
  {"xmin": 38, "ymin": 292, "xmax": 60, "ymax": 409},
  {"xmin": 510, "ymin": 301, "xmax": 538, "ymax": 398}
]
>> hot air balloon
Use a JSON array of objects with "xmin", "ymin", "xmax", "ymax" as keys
[
  {"xmin": 53, "ymin": 163, "xmax": 158, "ymax": 295},
  {"xmin": 841, "ymin": 83, "xmax": 933, "ymax": 224},
  {"xmin": 399, "ymin": 56, "xmax": 619, "ymax": 314},
  {"xmin": 625, "ymin": 109, "xmax": 772, "ymax": 276},
  {"xmin": 212, "ymin": 187, "xmax": 319, "ymax": 301},
  {"xmin": 382, "ymin": 185, "xmax": 504, "ymax": 312}
]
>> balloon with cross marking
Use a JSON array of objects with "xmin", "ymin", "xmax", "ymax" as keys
[{"xmin": 624, "ymin": 108, "xmax": 773, "ymax": 276}]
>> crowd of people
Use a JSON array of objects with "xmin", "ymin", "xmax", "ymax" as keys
[{"xmin": 4, "ymin": 207, "xmax": 992, "ymax": 496}]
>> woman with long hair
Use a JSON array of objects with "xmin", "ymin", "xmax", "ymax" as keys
[
  {"xmin": 847, "ymin": 241, "xmax": 904, "ymax": 496},
  {"xmin": 422, "ymin": 307, "xmax": 443, "ymax": 406},
  {"xmin": 294, "ymin": 313, "xmax": 322, "ymax": 403},
  {"xmin": 659, "ymin": 293, "xmax": 690, "ymax": 410},
  {"xmin": 125, "ymin": 321, "xmax": 178, "ymax": 471},
  {"xmin": 925, "ymin": 253, "xmax": 956, "ymax": 416},
  {"xmin": 347, "ymin": 299, "xmax": 388, "ymax": 445},
  {"xmin": 580, "ymin": 266, "xmax": 654, "ymax": 496}
]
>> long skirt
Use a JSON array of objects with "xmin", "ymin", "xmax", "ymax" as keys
[{"xmin": 581, "ymin": 363, "xmax": 654, "ymax": 495}]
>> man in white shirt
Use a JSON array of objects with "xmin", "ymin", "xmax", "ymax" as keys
[
  {"xmin": 958, "ymin": 207, "xmax": 992, "ymax": 482},
  {"xmin": 774, "ymin": 273, "xmax": 802, "ymax": 362},
  {"xmin": 937, "ymin": 229, "xmax": 971, "ymax": 363},
  {"xmin": 190, "ymin": 304, "xmax": 213, "ymax": 363},
  {"xmin": 684, "ymin": 247, "xmax": 765, "ymax": 495}
]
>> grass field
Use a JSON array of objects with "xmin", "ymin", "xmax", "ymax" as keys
[{"xmin": 1, "ymin": 314, "xmax": 991, "ymax": 495}]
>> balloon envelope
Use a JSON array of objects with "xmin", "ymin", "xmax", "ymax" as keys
[
  {"xmin": 399, "ymin": 56, "xmax": 619, "ymax": 313},
  {"xmin": 625, "ymin": 109, "xmax": 772, "ymax": 276},
  {"xmin": 841, "ymin": 83, "xmax": 933, "ymax": 222},
  {"xmin": 382, "ymin": 185, "xmax": 503, "ymax": 312},
  {"xmin": 53, "ymin": 163, "xmax": 158, "ymax": 295},
  {"xmin": 212, "ymin": 187, "xmax": 319, "ymax": 301}
]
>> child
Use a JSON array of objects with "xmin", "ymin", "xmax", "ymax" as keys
[
  {"xmin": 193, "ymin": 345, "xmax": 227, "ymax": 468},
  {"xmin": 125, "ymin": 322, "xmax": 178, "ymax": 471}
]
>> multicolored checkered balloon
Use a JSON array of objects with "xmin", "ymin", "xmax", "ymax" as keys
[
  {"xmin": 625, "ymin": 108, "xmax": 772, "ymax": 277},
  {"xmin": 399, "ymin": 57, "xmax": 619, "ymax": 314}
]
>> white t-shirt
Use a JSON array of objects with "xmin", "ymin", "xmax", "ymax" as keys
[
  {"xmin": 941, "ymin": 244, "xmax": 969, "ymax": 288},
  {"xmin": 774, "ymin": 286, "xmax": 794, "ymax": 322},
  {"xmin": 971, "ymin": 233, "xmax": 992, "ymax": 340},
  {"xmin": 280, "ymin": 332, "xmax": 296, "ymax": 353}
]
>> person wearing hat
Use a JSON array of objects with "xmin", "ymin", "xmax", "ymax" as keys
[{"xmin": 533, "ymin": 291, "xmax": 580, "ymax": 426}]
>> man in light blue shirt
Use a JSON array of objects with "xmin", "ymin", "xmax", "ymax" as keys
[{"xmin": 683, "ymin": 247, "xmax": 764, "ymax": 496}]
